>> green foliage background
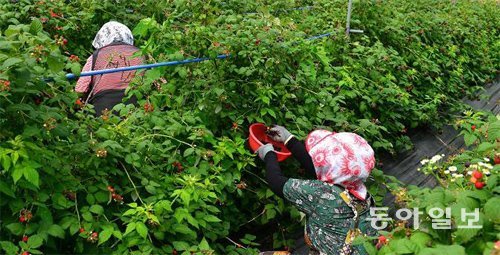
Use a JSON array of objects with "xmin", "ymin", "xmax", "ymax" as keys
[{"xmin": 0, "ymin": 0, "xmax": 498, "ymax": 254}]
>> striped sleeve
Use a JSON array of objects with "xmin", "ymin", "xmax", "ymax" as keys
[{"xmin": 75, "ymin": 56, "xmax": 93, "ymax": 93}]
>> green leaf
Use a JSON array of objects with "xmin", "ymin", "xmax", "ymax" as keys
[
  {"xmin": 23, "ymin": 165, "xmax": 39, "ymax": 187},
  {"xmin": 410, "ymin": 231, "xmax": 432, "ymax": 248},
  {"xmin": 463, "ymin": 132, "xmax": 477, "ymax": 146},
  {"xmin": 11, "ymin": 166, "xmax": 23, "ymax": 184},
  {"xmin": 98, "ymin": 228, "xmax": 113, "ymax": 245},
  {"xmin": 29, "ymin": 19, "xmax": 43, "ymax": 34},
  {"xmin": 476, "ymin": 142, "xmax": 494, "ymax": 153},
  {"xmin": 135, "ymin": 222, "xmax": 148, "ymax": 239},
  {"xmin": 27, "ymin": 234, "xmax": 43, "ymax": 248},
  {"xmin": 172, "ymin": 241, "xmax": 190, "ymax": 251},
  {"xmin": 0, "ymin": 180, "xmax": 15, "ymax": 198},
  {"xmin": 124, "ymin": 222, "xmax": 136, "ymax": 236},
  {"xmin": 6, "ymin": 223, "xmax": 23, "ymax": 235},
  {"xmin": 199, "ymin": 237, "xmax": 210, "ymax": 250},
  {"xmin": 418, "ymin": 244, "xmax": 465, "ymax": 255},
  {"xmin": 48, "ymin": 224, "xmax": 65, "ymax": 238},
  {"xmin": 184, "ymin": 148, "xmax": 195, "ymax": 157},
  {"xmin": 0, "ymin": 241, "xmax": 18, "ymax": 255},
  {"xmin": 484, "ymin": 197, "xmax": 500, "ymax": 222},
  {"xmin": 388, "ymin": 238, "xmax": 417, "ymax": 254},
  {"xmin": 2, "ymin": 58, "xmax": 22, "ymax": 69},
  {"xmin": 81, "ymin": 211, "xmax": 93, "ymax": 222},
  {"xmin": 186, "ymin": 214, "xmax": 199, "ymax": 229},
  {"xmin": 1, "ymin": 154, "xmax": 11, "ymax": 170},
  {"xmin": 204, "ymin": 215, "xmax": 221, "ymax": 222},
  {"xmin": 89, "ymin": 204, "xmax": 104, "ymax": 215},
  {"xmin": 47, "ymin": 55, "xmax": 64, "ymax": 72}
]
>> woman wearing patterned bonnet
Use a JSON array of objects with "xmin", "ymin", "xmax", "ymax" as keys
[
  {"xmin": 256, "ymin": 125, "xmax": 377, "ymax": 255},
  {"xmin": 75, "ymin": 21, "xmax": 144, "ymax": 116}
]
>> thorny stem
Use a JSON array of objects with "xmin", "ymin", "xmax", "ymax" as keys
[
  {"xmin": 75, "ymin": 194, "xmax": 82, "ymax": 227},
  {"xmin": 239, "ymin": 208, "xmax": 266, "ymax": 227},
  {"xmin": 242, "ymin": 169, "xmax": 268, "ymax": 185},
  {"xmin": 134, "ymin": 134, "xmax": 194, "ymax": 148},
  {"xmin": 119, "ymin": 161, "xmax": 145, "ymax": 205},
  {"xmin": 225, "ymin": 237, "xmax": 247, "ymax": 249}
]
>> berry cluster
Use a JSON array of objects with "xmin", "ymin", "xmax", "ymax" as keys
[
  {"xmin": 54, "ymin": 35, "xmax": 68, "ymax": 47},
  {"xmin": 69, "ymin": 55, "xmax": 80, "ymax": 62},
  {"xmin": 144, "ymin": 103, "xmax": 154, "ymax": 112},
  {"xmin": 173, "ymin": 162, "xmax": 183, "ymax": 173},
  {"xmin": 96, "ymin": 148, "xmax": 108, "ymax": 158},
  {"xmin": 470, "ymin": 170, "xmax": 485, "ymax": 189},
  {"xmin": 19, "ymin": 209, "xmax": 33, "ymax": 223},
  {"xmin": 108, "ymin": 185, "xmax": 123, "ymax": 204},
  {"xmin": 0, "ymin": 79, "xmax": 10, "ymax": 92}
]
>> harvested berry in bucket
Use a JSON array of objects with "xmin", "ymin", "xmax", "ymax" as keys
[{"xmin": 265, "ymin": 127, "xmax": 279, "ymax": 137}]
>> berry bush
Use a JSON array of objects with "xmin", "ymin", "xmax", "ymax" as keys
[{"xmin": 0, "ymin": 0, "xmax": 498, "ymax": 254}]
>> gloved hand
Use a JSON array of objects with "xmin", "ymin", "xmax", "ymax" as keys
[
  {"xmin": 257, "ymin": 143, "xmax": 274, "ymax": 160},
  {"xmin": 267, "ymin": 125, "xmax": 293, "ymax": 144}
]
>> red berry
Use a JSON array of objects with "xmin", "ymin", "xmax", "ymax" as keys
[
  {"xmin": 378, "ymin": 235, "xmax": 387, "ymax": 243},
  {"xmin": 472, "ymin": 170, "xmax": 483, "ymax": 179},
  {"xmin": 21, "ymin": 252, "xmax": 29, "ymax": 255},
  {"xmin": 471, "ymin": 125, "xmax": 476, "ymax": 131},
  {"xmin": 22, "ymin": 235, "xmax": 28, "ymax": 242},
  {"xmin": 144, "ymin": 103, "xmax": 154, "ymax": 112},
  {"xmin": 470, "ymin": 176, "xmax": 478, "ymax": 184},
  {"xmin": 475, "ymin": 182, "xmax": 485, "ymax": 189},
  {"xmin": 79, "ymin": 228, "xmax": 85, "ymax": 233},
  {"xmin": 107, "ymin": 185, "xmax": 114, "ymax": 192},
  {"xmin": 255, "ymin": 39, "xmax": 261, "ymax": 45},
  {"xmin": 494, "ymin": 155, "xmax": 500, "ymax": 165},
  {"xmin": 19, "ymin": 216, "xmax": 26, "ymax": 223},
  {"xmin": 91, "ymin": 232, "xmax": 98, "ymax": 238},
  {"xmin": 173, "ymin": 249, "xmax": 178, "ymax": 255}
]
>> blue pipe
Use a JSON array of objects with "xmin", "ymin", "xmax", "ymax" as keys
[
  {"xmin": 62, "ymin": 30, "xmax": 333, "ymax": 80},
  {"xmin": 65, "ymin": 54, "xmax": 230, "ymax": 80},
  {"xmin": 244, "ymin": 5, "xmax": 313, "ymax": 15}
]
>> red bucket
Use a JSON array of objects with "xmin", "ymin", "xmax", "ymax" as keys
[{"xmin": 248, "ymin": 123, "xmax": 291, "ymax": 162}]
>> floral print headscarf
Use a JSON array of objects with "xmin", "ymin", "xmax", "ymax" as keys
[
  {"xmin": 305, "ymin": 130, "xmax": 375, "ymax": 200},
  {"xmin": 92, "ymin": 21, "xmax": 134, "ymax": 49}
]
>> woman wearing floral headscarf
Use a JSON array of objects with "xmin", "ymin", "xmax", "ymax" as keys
[
  {"xmin": 75, "ymin": 21, "xmax": 144, "ymax": 116},
  {"xmin": 257, "ymin": 125, "xmax": 377, "ymax": 255}
]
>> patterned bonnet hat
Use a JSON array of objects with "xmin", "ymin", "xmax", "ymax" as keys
[
  {"xmin": 92, "ymin": 21, "xmax": 134, "ymax": 49},
  {"xmin": 305, "ymin": 130, "xmax": 375, "ymax": 200}
]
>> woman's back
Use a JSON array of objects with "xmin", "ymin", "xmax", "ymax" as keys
[
  {"xmin": 283, "ymin": 179, "xmax": 377, "ymax": 255},
  {"xmin": 75, "ymin": 44, "xmax": 143, "ymax": 96}
]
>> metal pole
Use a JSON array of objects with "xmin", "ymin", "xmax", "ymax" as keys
[{"xmin": 346, "ymin": 0, "xmax": 353, "ymax": 36}]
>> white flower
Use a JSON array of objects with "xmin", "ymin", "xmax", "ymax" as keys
[
  {"xmin": 444, "ymin": 170, "xmax": 450, "ymax": 174},
  {"xmin": 484, "ymin": 170, "xmax": 491, "ymax": 176},
  {"xmin": 448, "ymin": 166, "xmax": 457, "ymax": 172},
  {"xmin": 467, "ymin": 171, "xmax": 473, "ymax": 175},
  {"xmin": 478, "ymin": 162, "xmax": 485, "ymax": 166},
  {"xmin": 441, "ymin": 154, "xmax": 445, "ymax": 157},
  {"xmin": 485, "ymin": 164, "xmax": 493, "ymax": 169},
  {"xmin": 452, "ymin": 173, "xmax": 457, "ymax": 177},
  {"xmin": 450, "ymin": 178, "xmax": 456, "ymax": 182},
  {"xmin": 420, "ymin": 159, "xmax": 430, "ymax": 165},
  {"xmin": 455, "ymin": 174, "xmax": 464, "ymax": 178},
  {"xmin": 484, "ymin": 157, "xmax": 490, "ymax": 162},
  {"xmin": 430, "ymin": 155, "xmax": 443, "ymax": 164}
]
